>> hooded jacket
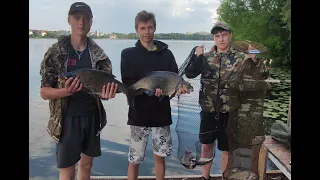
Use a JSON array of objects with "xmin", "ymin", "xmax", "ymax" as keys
[
  {"xmin": 39, "ymin": 35, "xmax": 112, "ymax": 142},
  {"xmin": 121, "ymin": 40, "xmax": 178, "ymax": 127},
  {"xmin": 184, "ymin": 45, "xmax": 270, "ymax": 113}
]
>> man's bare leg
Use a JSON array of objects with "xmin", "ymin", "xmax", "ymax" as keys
[
  {"xmin": 154, "ymin": 154, "xmax": 165, "ymax": 180},
  {"xmin": 201, "ymin": 143, "xmax": 214, "ymax": 179},
  {"xmin": 59, "ymin": 165, "xmax": 76, "ymax": 180},
  {"xmin": 221, "ymin": 151, "xmax": 229, "ymax": 173},
  {"xmin": 127, "ymin": 162, "xmax": 139, "ymax": 180},
  {"xmin": 77, "ymin": 153, "xmax": 94, "ymax": 180}
]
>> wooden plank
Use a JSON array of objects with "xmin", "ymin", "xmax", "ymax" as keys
[
  {"xmin": 263, "ymin": 137, "xmax": 291, "ymax": 172},
  {"xmin": 243, "ymin": 79, "xmax": 291, "ymax": 83},
  {"xmin": 91, "ymin": 174, "xmax": 222, "ymax": 180},
  {"xmin": 263, "ymin": 136, "xmax": 291, "ymax": 180},
  {"xmin": 258, "ymin": 145, "xmax": 268, "ymax": 180},
  {"xmin": 90, "ymin": 171, "xmax": 286, "ymax": 180},
  {"xmin": 268, "ymin": 148, "xmax": 291, "ymax": 172},
  {"xmin": 268, "ymin": 153, "xmax": 291, "ymax": 180},
  {"xmin": 287, "ymin": 97, "xmax": 291, "ymax": 129}
]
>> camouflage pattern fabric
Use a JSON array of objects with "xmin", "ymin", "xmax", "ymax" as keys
[
  {"xmin": 211, "ymin": 21, "xmax": 232, "ymax": 34},
  {"xmin": 223, "ymin": 54, "xmax": 271, "ymax": 178},
  {"xmin": 194, "ymin": 46, "xmax": 270, "ymax": 113},
  {"xmin": 39, "ymin": 35, "xmax": 112, "ymax": 143}
]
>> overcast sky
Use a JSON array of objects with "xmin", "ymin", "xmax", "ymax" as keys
[{"xmin": 29, "ymin": 0, "xmax": 220, "ymax": 34}]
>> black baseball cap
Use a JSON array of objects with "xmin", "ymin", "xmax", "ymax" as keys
[{"xmin": 68, "ymin": 2, "xmax": 93, "ymax": 18}]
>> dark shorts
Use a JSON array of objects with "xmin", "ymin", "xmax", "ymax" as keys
[
  {"xmin": 199, "ymin": 111, "xmax": 229, "ymax": 151},
  {"xmin": 56, "ymin": 114, "xmax": 101, "ymax": 168}
]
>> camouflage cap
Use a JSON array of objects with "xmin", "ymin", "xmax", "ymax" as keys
[{"xmin": 210, "ymin": 21, "xmax": 231, "ymax": 34}]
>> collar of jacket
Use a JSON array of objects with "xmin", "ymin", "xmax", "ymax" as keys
[{"xmin": 56, "ymin": 35, "xmax": 109, "ymax": 71}]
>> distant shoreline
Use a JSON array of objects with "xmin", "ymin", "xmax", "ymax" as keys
[{"xmin": 29, "ymin": 37, "xmax": 212, "ymax": 41}]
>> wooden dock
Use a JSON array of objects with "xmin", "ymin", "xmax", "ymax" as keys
[
  {"xmin": 90, "ymin": 170, "xmax": 287, "ymax": 180},
  {"xmin": 259, "ymin": 97, "xmax": 291, "ymax": 180},
  {"xmin": 91, "ymin": 79, "xmax": 291, "ymax": 180},
  {"xmin": 259, "ymin": 136, "xmax": 291, "ymax": 180}
]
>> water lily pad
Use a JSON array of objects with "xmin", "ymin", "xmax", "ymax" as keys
[
  {"xmin": 279, "ymin": 112, "xmax": 288, "ymax": 116},
  {"xmin": 279, "ymin": 108, "xmax": 288, "ymax": 112}
]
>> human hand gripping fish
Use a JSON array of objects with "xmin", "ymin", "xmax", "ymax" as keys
[
  {"xmin": 247, "ymin": 44, "xmax": 257, "ymax": 60},
  {"xmin": 101, "ymin": 82, "xmax": 118, "ymax": 100},
  {"xmin": 60, "ymin": 76, "xmax": 118, "ymax": 100},
  {"xmin": 154, "ymin": 88, "xmax": 163, "ymax": 97},
  {"xmin": 154, "ymin": 85, "xmax": 191, "ymax": 97},
  {"xmin": 62, "ymin": 76, "xmax": 83, "ymax": 95},
  {"xmin": 58, "ymin": 69, "xmax": 135, "ymax": 106},
  {"xmin": 176, "ymin": 84, "xmax": 191, "ymax": 95}
]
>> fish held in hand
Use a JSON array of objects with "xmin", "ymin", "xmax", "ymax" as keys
[
  {"xmin": 58, "ymin": 68, "xmax": 135, "ymax": 106},
  {"xmin": 231, "ymin": 40, "xmax": 267, "ymax": 54},
  {"xmin": 130, "ymin": 71, "xmax": 194, "ymax": 101}
]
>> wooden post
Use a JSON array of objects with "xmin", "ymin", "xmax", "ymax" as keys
[
  {"xmin": 258, "ymin": 145, "xmax": 268, "ymax": 180},
  {"xmin": 287, "ymin": 97, "xmax": 291, "ymax": 130}
]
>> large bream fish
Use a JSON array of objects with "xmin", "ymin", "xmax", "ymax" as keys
[
  {"xmin": 58, "ymin": 68, "xmax": 135, "ymax": 106},
  {"xmin": 130, "ymin": 71, "xmax": 194, "ymax": 101}
]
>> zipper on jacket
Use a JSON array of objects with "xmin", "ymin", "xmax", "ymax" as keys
[
  {"xmin": 87, "ymin": 44, "xmax": 104, "ymax": 136},
  {"xmin": 214, "ymin": 53, "xmax": 223, "ymax": 126}
]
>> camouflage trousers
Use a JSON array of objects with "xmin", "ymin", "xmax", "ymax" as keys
[{"xmin": 128, "ymin": 125, "xmax": 172, "ymax": 164}]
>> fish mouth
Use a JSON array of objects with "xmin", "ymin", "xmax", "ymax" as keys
[{"xmin": 182, "ymin": 84, "xmax": 194, "ymax": 92}]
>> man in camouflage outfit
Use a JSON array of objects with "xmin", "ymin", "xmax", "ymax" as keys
[
  {"xmin": 39, "ymin": 2, "xmax": 118, "ymax": 180},
  {"xmin": 184, "ymin": 21, "xmax": 269, "ymax": 180}
]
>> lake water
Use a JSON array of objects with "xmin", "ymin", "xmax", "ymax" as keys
[
  {"xmin": 29, "ymin": 39, "xmax": 223, "ymax": 180},
  {"xmin": 29, "ymin": 39, "xmax": 277, "ymax": 180}
]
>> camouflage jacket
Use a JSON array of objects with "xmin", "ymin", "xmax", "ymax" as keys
[
  {"xmin": 184, "ymin": 45, "xmax": 270, "ymax": 113},
  {"xmin": 39, "ymin": 35, "xmax": 112, "ymax": 143}
]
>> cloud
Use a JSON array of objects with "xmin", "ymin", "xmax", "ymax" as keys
[
  {"xmin": 185, "ymin": 8, "xmax": 195, "ymax": 12},
  {"xmin": 29, "ymin": 0, "xmax": 221, "ymax": 33}
]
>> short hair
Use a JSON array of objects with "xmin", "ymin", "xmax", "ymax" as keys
[{"xmin": 135, "ymin": 10, "xmax": 156, "ymax": 29}]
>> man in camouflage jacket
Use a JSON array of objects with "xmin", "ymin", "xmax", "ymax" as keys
[
  {"xmin": 39, "ymin": 2, "xmax": 118, "ymax": 180},
  {"xmin": 184, "ymin": 21, "xmax": 270, "ymax": 180}
]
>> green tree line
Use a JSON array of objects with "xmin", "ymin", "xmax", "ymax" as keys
[
  {"xmin": 110, "ymin": 32, "xmax": 213, "ymax": 40},
  {"xmin": 30, "ymin": 32, "xmax": 213, "ymax": 41},
  {"xmin": 217, "ymin": 0, "xmax": 291, "ymax": 66}
]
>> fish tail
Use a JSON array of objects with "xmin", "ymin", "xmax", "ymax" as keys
[{"xmin": 126, "ymin": 87, "xmax": 136, "ymax": 107}]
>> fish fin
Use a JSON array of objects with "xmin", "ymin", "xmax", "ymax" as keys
[
  {"xmin": 144, "ymin": 71, "xmax": 160, "ymax": 76},
  {"xmin": 126, "ymin": 87, "xmax": 136, "ymax": 107},
  {"xmin": 134, "ymin": 88, "xmax": 155, "ymax": 96},
  {"xmin": 143, "ymin": 89, "xmax": 155, "ymax": 96},
  {"xmin": 133, "ymin": 88, "xmax": 150, "ymax": 96},
  {"xmin": 93, "ymin": 69, "xmax": 116, "ymax": 78},
  {"xmin": 134, "ymin": 89, "xmax": 143, "ymax": 95},
  {"xmin": 82, "ymin": 87, "xmax": 98, "ymax": 98},
  {"xmin": 143, "ymin": 71, "xmax": 168, "ymax": 77},
  {"xmin": 81, "ymin": 87, "xmax": 90, "ymax": 92},
  {"xmin": 104, "ymin": 71, "xmax": 116, "ymax": 79}
]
